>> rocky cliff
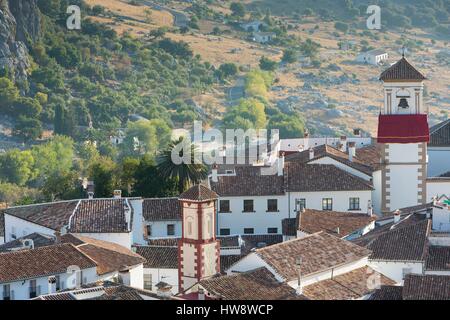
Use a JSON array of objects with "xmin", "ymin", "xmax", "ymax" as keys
[{"xmin": 0, "ymin": 0, "xmax": 40, "ymax": 81}]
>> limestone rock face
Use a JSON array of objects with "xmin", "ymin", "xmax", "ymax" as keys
[{"xmin": 0, "ymin": 0, "xmax": 40, "ymax": 81}]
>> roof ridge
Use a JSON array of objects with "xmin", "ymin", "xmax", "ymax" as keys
[{"xmin": 255, "ymin": 231, "xmax": 324, "ymax": 252}]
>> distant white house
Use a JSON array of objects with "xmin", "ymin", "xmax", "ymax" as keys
[
  {"xmin": 356, "ymin": 49, "xmax": 389, "ymax": 66},
  {"xmin": 253, "ymin": 32, "xmax": 275, "ymax": 44},
  {"xmin": 241, "ymin": 20, "xmax": 265, "ymax": 32}
]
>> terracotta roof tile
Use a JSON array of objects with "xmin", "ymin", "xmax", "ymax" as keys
[
  {"xmin": 143, "ymin": 198, "xmax": 180, "ymax": 221},
  {"xmin": 179, "ymin": 184, "xmax": 218, "ymax": 202},
  {"xmin": 69, "ymin": 199, "xmax": 130, "ymax": 233},
  {"xmin": 355, "ymin": 144, "xmax": 382, "ymax": 171},
  {"xmin": 426, "ymin": 246, "xmax": 450, "ymax": 271},
  {"xmin": 286, "ymin": 144, "xmax": 374, "ymax": 175},
  {"xmin": 147, "ymin": 238, "xmax": 179, "ymax": 246},
  {"xmin": 297, "ymin": 209, "xmax": 376, "ymax": 238},
  {"xmin": 61, "ymin": 235, "xmax": 145, "ymax": 275},
  {"xmin": 369, "ymin": 285, "xmax": 403, "ymax": 300},
  {"xmin": 255, "ymin": 232, "xmax": 371, "ymax": 281},
  {"xmin": 210, "ymin": 166, "xmax": 285, "ymax": 197},
  {"xmin": 429, "ymin": 119, "xmax": 450, "ymax": 147},
  {"xmin": 0, "ymin": 233, "xmax": 55, "ymax": 252},
  {"xmin": 379, "ymin": 57, "xmax": 426, "ymax": 81},
  {"xmin": 403, "ymin": 274, "xmax": 450, "ymax": 300},
  {"xmin": 199, "ymin": 268, "xmax": 307, "ymax": 300},
  {"xmin": 303, "ymin": 266, "xmax": 395, "ymax": 300},
  {"xmin": 286, "ymin": 163, "xmax": 373, "ymax": 192},
  {"xmin": 134, "ymin": 246, "xmax": 178, "ymax": 269},
  {"xmin": 362, "ymin": 219, "xmax": 430, "ymax": 261},
  {"xmin": 2, "ymin": 200, "xmax": 78, "ymax": 231},
  {"xmin": 0, "ymin": 243, "xmax": 96, "ymax": 283}
]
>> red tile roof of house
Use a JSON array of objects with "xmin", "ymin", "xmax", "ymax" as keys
[
  {"xmin": 255, "ymin": 232, "xmax": 371, "ymax": 281},
  {"xmin": 199, "ymin": 268, "xmax": 307, "ymax": 300},
  {"xmin": 179, "ymin": 184, "xmax": 218, "ymax": 202},
  {"xmin": 68, "ymin": 199, "xmax": 131, "ymax": 233},
  {"xmin": 143, "ymin": 198, "xmax": 180, "ymax": 221},
  {"xmin": 61, "ymin": 235, "xmax": 145, "ymax": 275},
  {"xmin": 297, "ymin": 209, "xmax": 376, "ymax": 238},
  {"xmin": 0, "ymin": 243, "xmax": 96, "ymax": 283},
  {"xmin": 303, "ymin": 266, "xmax": 395, "ymax": 300},
  {"xmin": 377, "ymin": 114, "xmax": 430, "ymax": 143},
  {"xmin": 403, "ymin": 274, "xmax": 450, "ymax": 300},
  {"xmin": 429, "ymin": 119, "xmax": 450, "ymax": 147},
  {"xmin": 379, "ymin": 57, "xmax": 426, "ymax": 82}
]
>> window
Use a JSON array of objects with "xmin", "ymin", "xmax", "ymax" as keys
[
  {"xmin": 349, "ymin": 198, "xmax": 360, "ymax": 210},
  {"xmin": 295, "ymin": 199, "xmax": 306, "ymax": 212},
  {"xmin": 29, "ymin": 280, "xmax": 37, "ymax": 298},
  {"xmin": 243, "ymin": 200, "xmax": 254, "ymax": 212},
  {"xmin": 144, "ymin": 274, "xmax": 152, "ymax": 291},
  {"xmin": 3, "ymin": 284, "xmax": 10, "ymax": 301},
  {"xmin": 267, "ymin": 228, "xmax": 278, "ymax": 234},
  {"xmin": 167, "ymin": 224, "xmax": 175, "ymax": 236},
  {"xmin": 402, "ymin": 268, "xmax": 412, "ymax": 279},
  {"xmin": 244, "ymin": 228, "xmax": 254, "ymax": 234},
  {"xmin": 219, "ymin": 200, "xmax": 230, "ymax": 213},
  {"xmin": 220, "ymin": 228, "xmax": 231, "ymax": 236},
  {"xmin": 11, "ymin": 227, "xmax": 16, "ymax": 240},
  {"xmin": 267, "ymin": 199, "xmax": 278, "ymax": 212},
  {"xmin": 146, "ymin": 225, "xmax": 152, "ymax": 237},
  {"xmin": 322, "ymin": 198, "xmax": 333, "ymax": 211},
  {"xmin": 187, "ymin": 221, "xmax": 193, "ymax": 236}
]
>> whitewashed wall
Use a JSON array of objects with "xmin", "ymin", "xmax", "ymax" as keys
[
  {"xmin": 73, "ymin": 232, "xmax": 132, "ymax": 249},
  {"xmin": 368, "ymin": 260, "xmax": 423, "ymax": 284},
  {"xmin": 129, "ymin": 199, "xmax": 146, "ymax": 245},
  {"xmin": 4, "ymin": 214, "xmax": 57, "ymax": 242},
  {"xmin": 144, "ymin": 267, "xmax": 178, "ymax": 294},
  {"xmin": 372, "ymin": 170, "xmax": 382, "ymax": 215},
  {"xmin": 146, "ymin": 221, "xmax": 182, "ymax": 239},
  {"xmin": 288, "ymin": 190, "xmax": 372, "ymax": 215},
  {"xmin": 431, "ymin": 207, "xmax": 450, "ymax": 232},
  {"xmin": 1, "ymin": 267, "xmax": 97, "ymax": 300},
  {"xmin": 218, "ymin": 195, "xmax": 288, "ymax": 235}
]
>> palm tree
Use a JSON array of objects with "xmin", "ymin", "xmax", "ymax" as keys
[{"xmin": 157, "ymin": 137, "xmax": 208, "ymax": 194}]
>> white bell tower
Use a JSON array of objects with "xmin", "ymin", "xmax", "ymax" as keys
[{"xmin": 378, "ymin": 56, "xmax": 429, "ymax": 213}]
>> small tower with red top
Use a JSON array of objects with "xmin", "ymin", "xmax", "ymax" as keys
[
  {"xmin": 378, "ymin": 55, "xmax": 429, "ymax": 213},
  {"xmin": 178, "ymin": 184, "xmax": 220, "ymax": 293}
]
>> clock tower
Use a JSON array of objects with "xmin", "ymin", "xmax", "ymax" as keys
[
  {"xmin": 178, "ymin": 184, "xmax": 220, "ymax": 293},
  {"xmin": 378, "ymin": 56, "xmax": 429, "ymax": 213}
]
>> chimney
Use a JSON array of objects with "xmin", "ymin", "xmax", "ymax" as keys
[
  {"xmin": 156, "ymin": 282, "xmax": 173, "ymax": 298},
  {"xmin": 353, "ymin": 128, "xmax": 361, "ymax": 137},
  {"xmin": 211, "ymin": 164, "xmax": 218, "ymax": 182},
  {"xmin": 295, "ymin": 258, "xmax": 303, "ymax": 295},
  {"xmin": 348, "ymin": 142, "xmax": 356, "ymax": 162},
  {"xmin": 334, "ymin": 227, "xmax": 340, "ymax": 235},
  {"xmin": 309, "ymin": 148, "xmax": 314, "ymax": 160},
  {"xmin": 278, "ymin": 152, "xmax": 285, "ymax": 176},
  {"xmin": 340, "ymin": 136, "xmax": 347, "ymax": 153},
  {"xmin": 304, "ymin": 130, "xmax": 309, "ymax": 139},
  {"xmin": 54, "ymin": 231, "xmax": 61, "ymax": 244},
  {"xmin": 393, "ymin": 210, "xmax": 401, "ymax": 223},
  {"xmin": 113, "ymin": 190, "xmax": 122, "ymax": 199},
  {"xmin": 48, "ymin": 276, "xmax": 57, "ymax": 294},
  {"xmin": 367, "ymin": 200, "xmax": 373, "ymax": 217},
  {"xmin": 88, "ymin": 191, "xmax": 94, "ymax": 199},
  {"xmin": 198, "ymin": 288, "xmax": 205, "ymax": 300}
]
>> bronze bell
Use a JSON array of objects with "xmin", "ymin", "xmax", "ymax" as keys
[{"xmin": 398, "ymin": 98, "xmax": 409, "ymax": 108}]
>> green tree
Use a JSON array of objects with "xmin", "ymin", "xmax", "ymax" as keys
[
  {"xmin": 334, "ymin": 22, "xmax": 349, "ymax": 33},
  {"xmin": 89, "ymin": 157, "xmax": 117, "ymax": 198},
  {"xmin": 230, "ymin": 2, "xmax": 246, "ymax": 18},
  {"xmin": 223, "ymin": 98, "xmax": 267, "ymax": 130},
  {"xmin": 13, "ymin": 97, "xmax": 42, "ymax": 118},
  {"xmin": 13, "ymin": 117, "xmax": 43, "ymax": 142},
  {"xmin": 218, "ymin": 63, "xmax": 238, "ymax": 79},
  {"xmin": 120, "ymin": 157, "xmax": 140, "ymax": 195},
  {"xmin": 157, "ymin": 137, "xmax": 208, "ymax": 194},
  {"xmin": 31, "ymin": 135, "xmax": 75, "ymax": 184},
  {"xmin": 132, "ymin": 155, "xmax": 178, "ymax": 197},
  {"xmin": 0, "ymin": 149, "xmax": 36, "ymax": 186},
  {"xmin": 42, "ymin": 171, "xmax": 82, "ymax": 201},
  {"xmin": 0, "ymin": 77, "xmax": 19, "ymax": 113},
  {"xmin": 259, "ymin": 56, "xmax": 278, "ymax": 71},
  {"xmin": 282, "ymin": 49, "xmax": 298, "ymax": 64}
]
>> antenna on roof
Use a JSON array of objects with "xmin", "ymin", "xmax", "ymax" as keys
[{"xmin": 402, "ymin": 46, "xmax": 406, "ymax": 58}]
